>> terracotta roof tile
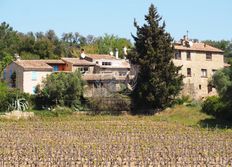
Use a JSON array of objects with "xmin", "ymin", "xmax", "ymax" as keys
[
  {"xmin": 14, "ymin": 60, "xmax": 53, "ymax": 71},
  {"xmin": 62, "ymin": 58, "xmax": 95, "ymax": 66},
  {"xmin": 174, "ymin": 42, "xmax": 223, "ymax": 53},
  {"xmin": 86, "ymin": 54, "xmax": 116, "ymax": 60},
  {"xmin": 37, "ymin": 60, "xmax": 66, "ymax": 64}
]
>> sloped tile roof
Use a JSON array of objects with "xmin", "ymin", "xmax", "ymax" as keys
[
  {"xmin": 86, "ymin": 54, "xmax": 116, "ymax": 60},
  {"xmin": 14, "ymin": 60, "xmax": 53, "ymax": 71},
  {"xmin": 37, "ymin": 60, "xmax": 66, "ymax": 64},
  {"xmin": 62, "ymin": 58, "xmax": 95, "ymax": 66},
  {"xmin": 174, "ymin": 42, "xmax": 223, "ymax": 53}
]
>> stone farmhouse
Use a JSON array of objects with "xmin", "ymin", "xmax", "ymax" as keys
[
  {"xmin": 3, "ymin": 52, "xmax": 131, "ymax": 97},
  {"xmin": 3, "ymin": 36, "xmax": 226, "ymax": 99},
  {"xmin": 173, "ymin": 36, "xmax": 225, "ymax": 99}
]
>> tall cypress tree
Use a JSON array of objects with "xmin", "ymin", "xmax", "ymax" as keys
[{"xmin": 129, "ymin": 4, "xmax": 183, "ymax": 113}]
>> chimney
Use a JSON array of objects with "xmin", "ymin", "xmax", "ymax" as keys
[
  {"xmin": 109, "ymin": 50, "xmax": 113, "ymax": 56},
  {"xmin": 183, "ymin": 35, "xmax": 188, "ymax": 41},
  {"xmin": 14, "ymin": 53, "xmax": 21, "ymax": 61},
  {"xmin": 80, "ymin": 49, "xmax": 86, "ymax": 59},
  {"xmin": 115, "ymin": 48, "xmax": 119, "ymax": 59}
]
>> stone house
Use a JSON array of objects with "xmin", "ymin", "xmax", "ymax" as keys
[
  {"xmin": 3, "ymin": 60, "xmax": 65, "ymax": 94},
  {"xmin": 3, "ymin": 40, "xmax": 225, "ymax": 99},
  {"xmin": 173, "ymin": 36, "xmax": 225, "ymax": 99},
  {"xmin": 4, "ymin": 54, "xmax": 131, "ymax": 96}
]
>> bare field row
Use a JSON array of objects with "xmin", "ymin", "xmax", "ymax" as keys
[{"xmin": 0, "ymin": 117, "xmax": 232, "ymax": 166}]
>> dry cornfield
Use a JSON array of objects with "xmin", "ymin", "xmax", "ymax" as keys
[{"xmin": 0, "ymin": 116, "xmax": 231, "ymax": 166}]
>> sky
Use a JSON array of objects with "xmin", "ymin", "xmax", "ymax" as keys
[{"xmin": 0, "ymin": 0, "xmax": 232, "ymax": 42}]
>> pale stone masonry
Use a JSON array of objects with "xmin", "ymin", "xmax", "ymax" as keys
[
  {"xmin": 173, "ymin": 36, "xmax": 225, "ymax": 99},
  {"xmin": 4, "ymin": 54, "xmax": 130, "ymax": 95},
  {"xmin": 3, "ymin": 38, "xmax": 225, "ymax": 99}
]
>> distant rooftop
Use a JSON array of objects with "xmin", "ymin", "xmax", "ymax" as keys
[
  {"xmin": 86, "ymin": 54, "xmax": 116, "ymax": 60},
  {"xmin": 14, "ymin": 60, "xmax": 53, "ymax": 71},
  {"xmin": 174, "ymin": 36, "xmax": 223, "ymax": 53},
  {"xmin": 61, "ymin": 58, "xmax": 95, "ymax": 66},
  {"xmin": 174, "ymin": 42, "xmax": 223, "ymax": 53},
  {"xmin": 37, "ymin": 59, "xmax": 66, "ymax": 64}
]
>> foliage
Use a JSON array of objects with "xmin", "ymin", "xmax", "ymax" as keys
[
  {"xmin": 153, "ymin": 105, "xmax": 211, "ymax": 127},
  {"xmin": 7, "ymin": 97, "xmax": 29, "ymax": 112},
  {"xmin": 0, "ymin": 22, "xmax": 19, "ymax": 54},
  {"xmin": 0, "ymin": 82, "xmax": 30, "ymax": 112},
  {"xmin": 96, "ymin": 34, "xmax": 132, "ymax": 58},
  {"xmin": 51, "ymin": 106, "xmax": 73, "ymax": 117},
  {"xmin": 202, "ymin": 62, "xmax": 232, "ymax": 121},
  {"xmin": 35, "ymin": 70, "xmax": 84, "ymax": 109},
  {"xmin": 0, "ymin": 21, "xmax": 132, "ymax": 68},
  {"xmin": 174, "ymin": 95, "xmax": 191, "ymax": 105},
  {"xmin": 88, "ymin": 94, "xmax": 131, "ymax": 115},
  {"xmin": 128, "ymin": 4, "xmax": 183, "ymax": 113},
  {"xmin": 201, "ymin": 96, "xmax": 225, "ymax": 118}
]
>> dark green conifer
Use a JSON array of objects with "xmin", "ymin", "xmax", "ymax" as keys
[{"xmin": 129, "ymin": 4, "xmax": 183, "ymax": 113}]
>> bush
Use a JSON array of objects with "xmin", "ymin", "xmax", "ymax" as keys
[
  {"xmin": 201, "ymin": 96, "xmax": 225, "ymax": 118},
  {"xmin": 88, "ymin": 95, "xmax": 131, "ymax": 115},
  {"xmin": 0, "ymin": 82, "xmax": 31, "ymax": 112},
  {"xmin": 174, "ymin": 95, "xmax": 191, "ymax": 105},
  {"xmin": 35, "ymin": 70, "xmax": 84, "ymax": 109},
  {"xmin": 51, "ymin": 106, "xmax": 73, "ymax": 117}
]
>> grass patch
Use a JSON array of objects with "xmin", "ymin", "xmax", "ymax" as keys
[{"xmin": 152, "ymin": 105, "xmax": 212, "ymax": 127}]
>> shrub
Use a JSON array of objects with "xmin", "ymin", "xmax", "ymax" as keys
[
  {"xmin": 174, "ymin": 95, "xmax": 191, "ymax": 105},
  {"xmin": 88, "ymin": 95, "xmax": 131, "ymax": 115},
  {"xmin": 51, "ymin": 106, "xmax": 73, "ymax": 117},
  {"xmin": 35, "ymin": 70, "xmax": 84, "ymax": 109},
  {"xmin": 0, "ymin": 82, "xmax": 31, "ymax": 112},
  {"xmin": 201, "ymin": 96, "xmax": 225, "ymax": 118}
]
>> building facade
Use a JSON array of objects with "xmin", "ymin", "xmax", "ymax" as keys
[
  {"xmin": 4, "ymin": 54, "xmax": 130, "ymax": 96},
  {"xmin": 173, "ymin": 37, "xmax": 225, "ymax": 99},
  {"xmin": 3, "ymin": 40, "xmax": 225, "ymax": 99}
]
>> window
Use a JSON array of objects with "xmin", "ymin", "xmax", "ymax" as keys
[
  {"xmin": 32, "ymin": 86, "xmax": 36, "ymax": 94},
  {"xmin": 119, "ymin": 72, "xmax": 127, "ymax": 76},
  {"xmin": 3, "ymin": 69, "xmax": 6, "ymax": 80},
  {"xmin": 102, "ymin": 62, "xmax": 112, "ymax": 66},
  {"xmin": 174, "ymin": 51, "xmax": 181, "ymax": 60},
  {"xmin": 212, "ymin": 69, "xmax": 217, "ymax": 75},
  {"xmin": 208, "ymin": 84, "xmax": 213, "ymax": 93},
  {"xmin": 187, "ymin": 68, "xmax": 191, "ymax": 77},
  {"xmin": 53, "ymin": 65, "xmax": 59, "ymax": 72},
  {"xmin": 206, "ymin": 53, "xmax": 212, "ymax": 60},
  {"xmin": 10, "ymin": 69, "xmax": 12, "ymax": 76},
  {"xmin": 32, "ymin": 71, "xmax": 37, "ymax": 81},
  {"xmin": 199, "ymin": 85, "xmax": 202, "ymax": 90},
  {"xmin": 80, "ymin": 67, "xmax": 89, "ymax": 74},
  {"xmin": 186, "ymin": 52, "xmax": 191, "ymax": 60},
  {"xmin": 201, "ymin": 69, "xmax": 207, "ymax": 77}
]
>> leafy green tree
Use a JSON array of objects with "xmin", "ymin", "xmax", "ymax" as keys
[
  {"xmin": 45, "ymin": 29, "xmax": 58, "ymax": 42},
  {"xmin": 203, "ymin": 60, "xmax": 232, "ymax": 121},
  {"xmin": 0, "ymin": 52, "xmax": 13, "ymax": 74},
  {"xmin": 0, "ymin": 22, "xmax": 19, "ymax": 54},
  {"xmin": 0, "ymin": 22, "xmax": 19, "ymax": 75},
  {"xmin": 35, "ymin": 70, "xmax": 84, "ymax": 108},
  {"xmin": 34, "ymin": 38, "xmax": 55, "ymax": 59},
  {"xmin": 96, "ymin": 34, "xmax": 132, "ymax": 58},
  {"xmin": 129, "ymin": 4, "xmax": 183, "ymax": 113}
]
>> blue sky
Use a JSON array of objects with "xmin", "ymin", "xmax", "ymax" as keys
[{"xmin": 0, "ymin": 0, "xmax": 231, "ymax": 41}]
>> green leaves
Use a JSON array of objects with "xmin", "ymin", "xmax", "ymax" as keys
[{"xmin": 35, "ymin": 70, "xmax": 84, "ymax": 108}]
